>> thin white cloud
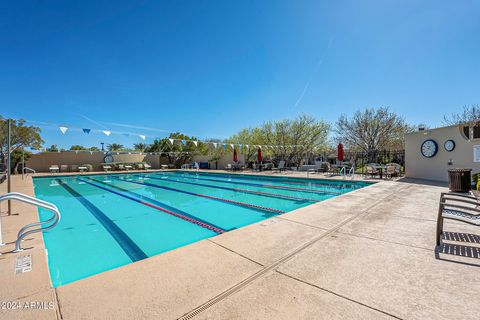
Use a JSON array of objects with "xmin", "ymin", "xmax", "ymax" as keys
[{"xmin": 293, "ymin": 37, "xmax": 335, "ymax": 110}]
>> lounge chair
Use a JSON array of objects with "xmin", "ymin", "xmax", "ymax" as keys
[
  {"xmin": 49, "ymin": 165, "xmax": 59, "ymax": 174},
  {"xmin": 60, "ymin": 165, "xmax": 69, "ymax": 172},
  {"xmin": 125, "ymin": 164, "xmax": 133, "ymax": 171},
  {"xmin": 272, "ymin": 160, "xmax": 286, "ymax": 173},
  {"xmin": 136, "ymin": 163, "xmax": 144, "ymax": 170},
  {"xmin": 117, "ymin": 164, "xmax": 125, "ymax": 171},
  {"xmin": 437, "ymin": 192, "xmax": 480, "ymax": 246},
  {"xmin": 225, "ymin": 164, "xmax": 233, "ymax": 171},
  {"xmin": 103, "ymin": 164, "xmax": 112, "ymax": 172},
  {"xmin": 144, "ymin": 163, "xmax": 152, "ymax": 170},
  {"xmin": 70, "ymin": 165, "xmax": 79, "ymax": 172},
  {"xmin": 78, "ymin": 166, "xmax": 88, "ymax": 173}
]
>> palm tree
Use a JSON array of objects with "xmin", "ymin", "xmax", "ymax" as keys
[
  {"xmin": 107, "ymin": 143, "xmax": 124, "ymax": 151},
  {"xmin": 133, "ymin": 143, "xmax": 149, "ymax": 152}
]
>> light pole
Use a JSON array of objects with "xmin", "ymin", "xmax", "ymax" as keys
[
  {"xmin": 7, "ymin": 119, "xmax": 12, "ymax": 215},
  {"xmin": 101, "ymin": 142, "xmax": 104, "ymax": 151}
]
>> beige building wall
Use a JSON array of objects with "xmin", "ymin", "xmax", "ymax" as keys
[
  {"xmin": 26, "ymin": 152, "xmax": 247, "ymax": 172},
  {"xmin": 405, "ymin": 124, "xmax": 479, "ymax": 182},
  {"xmin": 27, "ymin": 152, "xmax": 148, "ymax": 172}
]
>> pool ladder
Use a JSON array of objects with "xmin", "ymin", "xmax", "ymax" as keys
[
  {"xmin": 339, "ymin": 166, "xmax": 355, "ymax": 179},
  {"xmin": 0, "ymin": 192, "xmax": 61, "ymax": 253}
]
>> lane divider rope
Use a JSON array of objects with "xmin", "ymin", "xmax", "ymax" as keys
[
  {"xmin": 176, "ymin": 171, "xmax": 358, "ymax": 189},
  {"xmin": 157, "ymin": 172, "xmax": 341, "ymax": 195},
  {"xmin": 144, "ymin": 175, "xmax": 317, "ymax": 203},
  {"xmin": 111, "ymin": 176, "xmax": 284, "ymax": 214},
  {"xmin": 78, "ymin": 178, "xmax": 225, "ymax": 234}
]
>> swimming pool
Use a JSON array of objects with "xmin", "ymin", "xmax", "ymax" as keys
[{"xmin": 33, "ymin": 171, "xmax": 371, "ymax": 287}]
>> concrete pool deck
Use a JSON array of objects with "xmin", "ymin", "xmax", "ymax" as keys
[{"xmin": 0, "ymin": 172, "xmax": 479, "ymax": 319}]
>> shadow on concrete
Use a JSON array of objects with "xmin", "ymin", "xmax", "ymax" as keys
[
  {"xmin": 435, "ymin": 235, "xmax": 480, "ymax": 267},
  {"xmin": 397, "ymin": 177, "xmax": 448, "ymax": 187}
]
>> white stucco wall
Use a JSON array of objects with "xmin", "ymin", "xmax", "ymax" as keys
[{"xmin": 405, "ymin": 125, "xmax": 479, "ymax": 182}]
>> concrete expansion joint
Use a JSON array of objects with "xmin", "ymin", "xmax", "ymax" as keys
[
  {"xmin": 178, "ymin": 183, "xmax": 404, "ymax": 319},
  {"xmin": 274, "ymin": 269, "xmax": 404, "ymax": 320}
]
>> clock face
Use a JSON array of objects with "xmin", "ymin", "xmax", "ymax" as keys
[
  {"xmin": 444, "ymin": 140, "xmax": 455, "ymax": 152},
  {"xmin": 421, "ymin": 139, "xmax": 438, "ymax": 158},
  {"xmin": 103, "ymin": 153, "xmax": 114, "ymax": 163}
]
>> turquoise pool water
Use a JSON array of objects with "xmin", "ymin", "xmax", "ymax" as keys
[{"xmin": 33, "ymin": 171, "xmax": 371, "ymax": 287}]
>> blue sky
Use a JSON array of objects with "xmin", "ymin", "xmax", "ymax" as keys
[{"xmin": 1, "ymin": 0, "xmax": 479, "ymax": 149}]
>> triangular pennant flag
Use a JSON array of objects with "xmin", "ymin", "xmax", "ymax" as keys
[
  {"xmin": 168, "ymin": 138, "xmax": 174, "ymax": 145},
  {"xmin": 139, "ymin": 135, "xmax": 146, "ymax": 140},
  {"xmin": 103, "ymin": 130, "xmax": 111, "ymax": 136},
  {"xmin": 59, "ymin": 126, "xmax": 68, "ymax": 134},
  {"xmin": 230, "ymin": 144, "xmax": 234, "ymax": 149},
  {"xmin": 82, "ymin": 128, "xmax": 91, "ymax": 134},
  {"xmin": 193, "ymin": 141, "xmax": 198, "ymax": 146}
]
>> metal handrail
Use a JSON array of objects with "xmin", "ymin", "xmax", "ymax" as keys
[
  {"xmin": 0, "ymin": 192, "xmax": 61, "ymax": 253},
  {"xmin": 23, "ymin": 167, "xmax": 36, "ymax": 174}
]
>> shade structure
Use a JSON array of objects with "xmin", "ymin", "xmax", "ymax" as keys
[
  {"xmin": 233, "ymin": 148, "xmax": 238, "ymax": 162},
  {"xmin": 257, "ymin": 148, "xmax": 263, "ymax": 162},
  {"xmin": 337, "ymin": 143, "xmax": 344, "ymax": 162}
]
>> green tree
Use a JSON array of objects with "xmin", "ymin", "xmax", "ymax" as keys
[
  {"xmin": 107, "ymin": 143, "xmax": 124, "ymax": 151},
  {"xmin": 46, "ymin": 144, "xmax": 59, "ymax": 152},
  {"xmin": 133, "ymin": 143, "xmax": 149, "ymax": 152},
  {"xmin": 89, "ymin": 146, "xmax": 100, "ymax": 151},
  {"xmin": 10, "ymin": 149, "xmax": 33, "ymax": 174},
  {"xmin": 147, "ymin": 133, "xmax": 201, "ymax": 167},
  {"xmin": 70, "ymin": 145, "xmax": 87, "ymax": 150},
  {"xmin": 226, "ymin": 128, "xmax": 264, "ymax": 163},
  {"xmin": 261, "ymin": 114, "xmax": 330, "ymax": 167},
  {"xmin": 0, "ymin": 117, "xmax": 43, "ymax": 172}
]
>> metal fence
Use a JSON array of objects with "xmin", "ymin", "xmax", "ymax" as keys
[{"xmin": 343, "ymin": 150, "xmax": 405, "ymax": 175}]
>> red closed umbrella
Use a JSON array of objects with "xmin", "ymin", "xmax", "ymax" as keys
[
  {"xmin": 233, "ymin": 148, "xmax": 238, "ymax": 162},
  {"xmin": 257, "ymin": 148, "xmax": 263, "ymax": 163},
  {"xmin": 337, "ymin": 143, "xmax": 344, "ymax": 162}
]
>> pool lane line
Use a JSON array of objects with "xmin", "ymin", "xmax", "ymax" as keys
[
  {"xmin": 173, "ymin": 171, "xmax": 357, "ymax": 189},
  {"xmin": 56, "ymin": 179, "xmax": 148, "ymax": 262},
  {"xmin": 156, "ymin": 172, "xmax": 341, "ymax": 196},
  {"xmin": 142, "ymin": 175, "xmax": 318, "ymax": 203},
  {"xmin": 110, "ymin": 176, "xmax": 284, "ymax": 214},
  {"xmin": 79, "ymin": 178, "xmax": 225, "ymax": 234}
]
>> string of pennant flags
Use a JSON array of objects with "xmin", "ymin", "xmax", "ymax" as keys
[{"xmin": 27, "ymin": 120, "xmax": 312, "ymax": 151}]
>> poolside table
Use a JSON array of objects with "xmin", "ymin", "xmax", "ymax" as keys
[{"xmin": 370, "ymin": 164, "xmax": 387, "ymax": 179}]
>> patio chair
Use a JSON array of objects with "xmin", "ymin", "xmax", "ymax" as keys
[
  {"xmin": 272, "ymin": 160, "xmax": 286, "ymax": 173},
  {"xmin": 437, "ymin": 192, "xmax": 480, "ymax": 246},
  {"xmin": 136, "ymin": 163, "xmax": 144, "ymax": 170},
  {"xmin": 49, "ymin": 165, "xmax": 59, "ymax": 174},
  {"xmin": 70, "ymin": 165, "xmax": 79, "ymax": 172},
  {"xmin": 365, "ymin": 164, "xmax": 379, "ymax": 178},
  {"xmin": 225, "ymin": 163, "xmax": 233, "ymax": 171},
  {"xmin": 60, "ymin": 165, "xmax": 69, "ymax": 172},
  {"xmin": 385, "ymin": 165, "xmax": 397, "ymax": 179},
  {"xmin": 144, "ymin": 163, "xmax": 152, "ymax": 170},
  {"xmin": 117, "ymin": 164, "xmax": 125, "ymax": 171},
  {"xmin": 124, "ymin": 164, "xmax": 133, "ymax": 171},
  {"xmin": 103, "ymin": 164, "xmax": 112, "ymax": 172}
]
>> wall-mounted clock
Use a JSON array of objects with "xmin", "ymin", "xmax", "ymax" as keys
[
  {"xmin": 103, "ymin": 153, "xmax": 114, "ymax": 163},
  {"xmin": 421, "ymin": 139, "xmax": 438, "ymax": 158},
  {"xmin": 444, "ymin": 139, "xmax": 455, "ymax": 152}
]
